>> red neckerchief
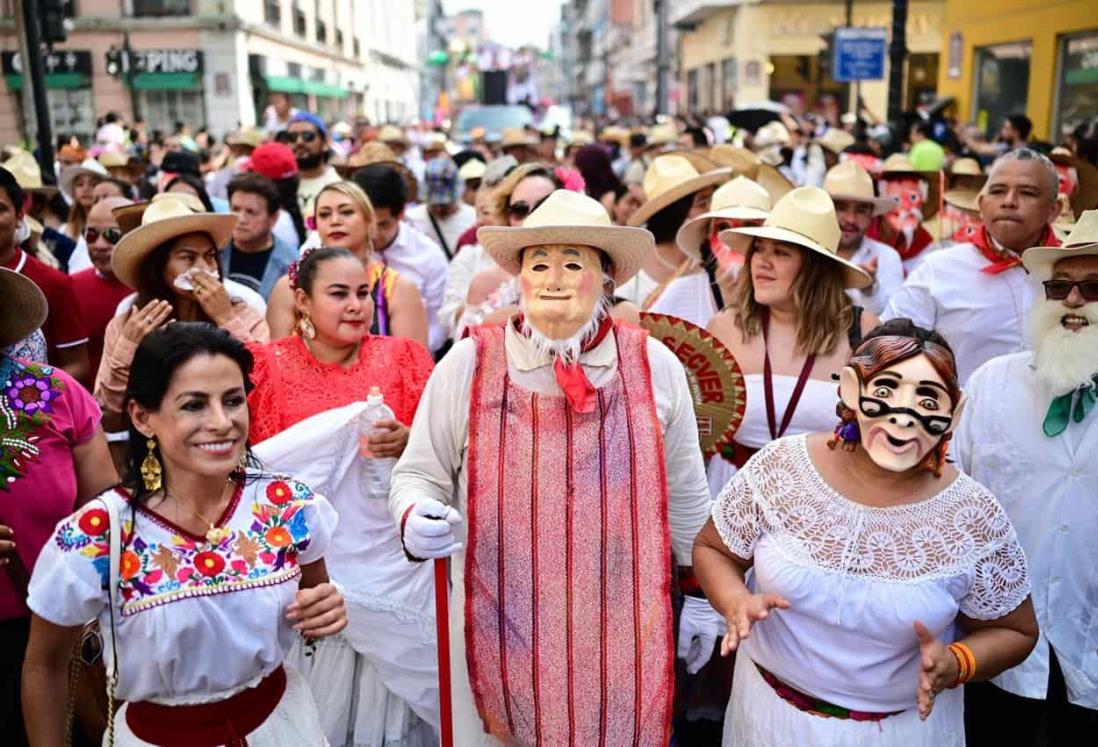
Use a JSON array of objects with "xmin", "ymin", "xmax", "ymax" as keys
[
  {"xmin": 866, "ymin": 218, "xmax": 934, "ymax": 262},
  {"xmin": 972, "ymin": 225, "xmax": 1060, "ymax": 275},
  {"xmin": 513, "ymin": 314, "xmax": 615, "ymax": 413}
]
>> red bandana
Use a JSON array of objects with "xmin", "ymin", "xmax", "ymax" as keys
[
  {"xmin": 514, "ymin": 314, "xmax": 615, "ymax": 413},
  {"xmin": 972, "ymin": 225, "xmax": 1060, "ymax": 275},
  {"xmin": 866, "ymin": 218, "xmax": 934, "ymax": 262}
]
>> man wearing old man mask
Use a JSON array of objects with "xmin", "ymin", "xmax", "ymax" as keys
[{"xmin": 388, "ymin": 190, "xmax": 713, "ymax": 745}]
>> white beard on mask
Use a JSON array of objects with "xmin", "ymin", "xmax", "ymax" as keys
[
  {"xmin": 519, "ymin": 293, "xmax": 612, "ymax": 363},
  {"xmin": 1030, "ymin": 296, "xmax": 1098, "ymax": 396}
]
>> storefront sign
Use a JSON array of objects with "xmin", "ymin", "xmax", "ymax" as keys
[
  {"xmin": 832, "ymin": 27, "xmax": 887, "ymax": 82},
  {"xmin": 2, "ymin": 50, "xmax": 92, "ymax": 76},
  {"xmin": 132, "ymin": 49, "xmax": 203, "ymax": 74}
]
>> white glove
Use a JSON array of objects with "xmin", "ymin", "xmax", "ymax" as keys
[
  {"xmin": 402, "ymin": 499, "xmax": 463, "ymax": 559},
  {"xmin": 678, "ymin": 596, "xmax": 728, "ymax": 674}
]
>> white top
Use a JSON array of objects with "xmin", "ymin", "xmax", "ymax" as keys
[
  {"xmin": 405, "ymin": 203, "xmax": 476, "ymax": 258},
  {"xmin": 844, "ymin": 236, "xmax": 904, "ymax": 316},
  {"xmin": 882, "ymin": 242, "xmax": 1032, "ymax": 384},
  {"xmin": 272, "ymin": 210, "xmax": 300, "ymax": 250},
  {"xmin": 380, "ymin": 222, "xmax": 449, "ymax": 352},
  {"xmin": 27, "ymin": 474, "xmax": 337, "ymax": 703},
  {"xmin": 67, "ymin": 236, "xmax": 92, "ymax": 274},
  {"xmin": 296, "ymin": 166, "xmax": 342, "ymax": 217},
  {"xmin": 439, "ymin": 242, "xmax": 499, "ymax": 339},
  {"xmin": 713, "ymin": 434, "xmax": 1030, "ymax": 713},
  {"xmin": 647, "ymin": 270, "xmax": 718, "ymax": 328},
  {"xmin": 614, "ymin": 268, "xmax": 661, "ymax": 308},
  {"xmin": 953, "ymin": 352, "xmax": 1098, "ymax": 708}
]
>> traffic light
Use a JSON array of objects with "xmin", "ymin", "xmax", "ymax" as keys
[{"xmin": 41, "ymin": 0, "xmax": 68, "ymax": 45}]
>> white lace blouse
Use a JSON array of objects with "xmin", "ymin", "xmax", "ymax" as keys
[{"xmin": 712, "ymin": 434, "xmax": 1030, "ymax": 713}]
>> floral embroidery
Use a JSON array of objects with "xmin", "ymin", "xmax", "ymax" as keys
[{"xmin": 0, "ymin": 362, "xmax": 64, "ymax": 490}]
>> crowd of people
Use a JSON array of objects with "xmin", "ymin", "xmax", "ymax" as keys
[{"xmin": 1, "ymin": 99, "xmax": 1096, "ymax": 747}]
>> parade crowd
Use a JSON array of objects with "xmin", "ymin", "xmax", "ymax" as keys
[{"xmin": 1, "ymin": 98, "xmax": 1097, "ymax": 746}]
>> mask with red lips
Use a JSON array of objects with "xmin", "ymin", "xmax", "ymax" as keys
[{"xmin": 881, "ymin": 177, "xmax": 928, "ymax": 234}]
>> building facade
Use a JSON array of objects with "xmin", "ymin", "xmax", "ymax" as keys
[
  {"xmin": 936, "ymin": 0, "xmax": 1097, "ymax": 141},
  {"xmin": 0, "ymin": 0, "xmax": 421, "ymax": 145}
]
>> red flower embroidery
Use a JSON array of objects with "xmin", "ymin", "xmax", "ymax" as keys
[
  {"xmin": 266, "ymin": 481, "xmax": 293, "ymax": 505},
  {"xmin": 194, "ymin": 551, "xmax": 226, "ymax": 577},
  {"xmin": 120, "ymin": 550, "xmax": 142, "ymax": 581},
  {"xmin": 78, "ymin": 508, "xmax": 110, "ymax": 538},
  {"xmin": 265, "ymin": 526, "xmax": 292, "ymax": 548}
]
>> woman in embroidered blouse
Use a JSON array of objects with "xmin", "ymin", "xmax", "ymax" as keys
[
  {"xmin": 693, "ymin": 319, "xmax": 1038, "ymax": 746},
  {"xmin": 0, "ymin": 268, "xmax": 116, "ymax": 746},
  {"xmin": 93, "ymin": 195, "xmax": 270, "ymax": 422},
  {"xmin": 265, "ymin": 181, "xmax": 429, "ymax": 347},
  {"xmin": 23, "ymin": 323, "xmax": 344, "ymax": 746},
  {"xmin": 247, "ymin": 246, "xmax": 437, "ymax": 747}
]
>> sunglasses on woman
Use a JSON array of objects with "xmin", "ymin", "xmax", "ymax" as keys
[
  {"xmin": 507, "ymin": 195, "xmax": 550, "ymax": 220},
  {"xmin": 83, "ymin": 227, "xmax": 123, "ymax": 245},
  {"xmin": 1043, "ymin": 279, "xmax": 1098, "ymax": 302},
  {"xmin": 276, "ymin": 131, "xmax": 319, "ymax": 144}
]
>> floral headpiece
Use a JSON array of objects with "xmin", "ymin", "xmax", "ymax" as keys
[{"xmin": 287, "ymin": 246, "xmax": 319, "ymax": 291}]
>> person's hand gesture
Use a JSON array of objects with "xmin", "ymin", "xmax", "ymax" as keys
[
  {"xmin": 359, "ymin": 419, "xmax": 410, "ymax": 459},
  {"xmin": 403, "ymin": 499, "xmax": 463, "ymax": 560},
  {"xmin": 191, "ymin": 271, "xmax": 234, "ymax": 326},
  {"xmin": 719, "ymin": 591, "xmax": 790, "ymax": 656},
  {"xmin": 121, "ymin": 300, "xmax": 172, "ymax": 344},
  {"xmin": 0, "ymin": 524, "xmax": 15, "ymax": 566},
  {"xmin": 858, "ymin": 256, "xmax": 879, "ymax": 279},
  {"xmin": 287, "ymin": 582, "xmax": 347, "ymax": 638},
  {"xmin": 913, "ymin": 621, "xmax": 959, "ymax": 721}
]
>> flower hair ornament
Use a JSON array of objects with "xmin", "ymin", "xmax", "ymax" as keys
[
  {"xmin": 287, "ymin": 246, "xmax": 319, "ymax": 291},
  {"xmin": 555, "ymin": 166, "xmax": 586, "ymax": 194}
]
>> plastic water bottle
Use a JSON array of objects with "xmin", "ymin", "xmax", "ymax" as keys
[{"xmin": 362, "ymin": 386, "xmax": 397, "ymax": 500}]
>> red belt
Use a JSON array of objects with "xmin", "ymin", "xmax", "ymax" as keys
[
  {"xmin": 729, "ymin": 442, "xmax": 758, "ymax": 468},
  {"xmin": 756, "ymin": 663, "xmax": 903, "ymax": 722},
  {"xmin": 126, "ymin": 665, "xmax": 287, "ymax": 746}
]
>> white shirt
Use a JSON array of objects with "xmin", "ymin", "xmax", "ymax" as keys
[
  {"xmin": 440, "ymin": 242, "xmax": 499, "ymax": 339},
  {"xmin": 882, "ymin": 242, "xmax": 1032, "ymax": 384},
  {"xmin": 296, "ymin": 166, "xmax": 342, "ymax": 217},
  {"xmin": 67, "ymin": 236, "xmax": 92, "ymax": 274},
  {"xmin": 405, "ymin": 203, "xmax": 476, "ymax": 259},
  {"xmin": 272, "ymin": 210, "xmax": 300, "ymax": 250},
  {"xmin": 614, "ymin": 268, "xmax": 661, "ymax": 308},
  {"xmin": 380, "ymin": 222, "xmax": 449, "ymax": 352},
  {"xmin": 646, "ymin": 270, "xmax": 718, "ymax": 328},
  {"xmin": 843, "ymin": 236, "xmax": 904, "ymax": 316},
  {"xmin": 953, "ymin": 352, "xmax": 1098, "ymax": 708}
]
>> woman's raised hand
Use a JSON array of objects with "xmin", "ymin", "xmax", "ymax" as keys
[{"xmin": 719, "ymin": 590, "xmax": 791, "ymax": 656}]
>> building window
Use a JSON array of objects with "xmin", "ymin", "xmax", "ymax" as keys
[
  {"xmin": 721, "ymin": 57, "xmax": 737, "ymax": 110},
  {"xmin": 353, "ymin": 37, "xmax": 361, "ymax": 58},
  {"xmin": 336, "ymin": 30, "xmax": 344, "ymax": 49},
  {"xmin": 292, "ymin": 2, "xmax": 307, "ymax": 37},
  {"xmin": 287, "ymin": 62, "xmax": 302, "ymax": 79},
  {"xmin": 973, "ymin": 42, "xmax": 1032, "ymax": 138},
  {"xmin": 316, "ymin": 19, "xmax": 327, "ymax": 43},
  {"xmin": 1053, "ymin": 30, "xmax": 1098, "ymax": 138},
  {"xmin": 138, "ymin": 89, "xmax": 204, "ymax": 134},
  {"xmin": 264, "ymin": 0, "xmax": 281, "ymax": 27},
  {"xmin": 687, "ymin": 68, "xmax": 699, "ymax": 113},
  {"xmin": 132, "ymin": 0, "xmax": 189, "ymax": 15}
]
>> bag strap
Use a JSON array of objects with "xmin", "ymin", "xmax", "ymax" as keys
[
  {"xmin": 427, "ymin": 212, "xmax": 453, "ymax": 260},
  {"xmin": 101, "ymin": 496, "xmax": 121, "ymax": 747}
]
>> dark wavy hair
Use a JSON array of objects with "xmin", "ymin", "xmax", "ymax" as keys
[
  {"xmin": 133, "ymin": 236, "xmax": 223, "ymax": 325},
  {"xmin": 122, "ymin": 322, "xmax": 256, "ymax": 504}
]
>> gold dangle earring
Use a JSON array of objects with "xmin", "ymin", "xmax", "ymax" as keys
[
  {"xmin": 297, "ymin": 312, "xmax": 316, "ymax": 339},
  {"xmin": 231, "ymin": 447, "xmax": 248, "ymax": 481},
  {"xmin": 141, "ymin": 437, "xmax": 163, "ymax": 492}
]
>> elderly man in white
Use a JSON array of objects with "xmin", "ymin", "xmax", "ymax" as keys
[
  {"xmin": 953, "ymin": 210, "xmax": 1098, "ymax": 744},
  {"xmin": 389, "ymin": 190, "xmax": 715, "ymax": 745},
  {"xmin": 883, "ymin": 148, "xmax": 1063, "ymax": 383}
]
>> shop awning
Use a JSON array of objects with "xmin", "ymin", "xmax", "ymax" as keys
[
  {"xmin": 4, "ymin": 72, "xmax": 89, "ymax": 90},
  {"xmin": 305, "ymin": 81, "xmax": 347, "ymax": 98},
  {"xmin": 261, "ymin": 75, "xmax": 347, "ymax": 98},
  {"xmin": 132, "ymin": 72, "xmax": 200, "ymax": 90}
]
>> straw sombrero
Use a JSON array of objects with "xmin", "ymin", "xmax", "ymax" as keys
[
  {"xmin": 627, "ymin": 155, "xmax": 732, "ymax": 228},
  {"xmin": 457, "ymin": 158, "xmax": 487, "ymax": 181},
  {"xmin": 111, "ymin": 194, "xmax": 237, "ymax": 289},
  {"xmin": 59, "ymin": 158, "xmax": 108, "ymax": 196},
  {"xmin": 1, "ymin": 149, "xmax": 57, "ymax": 196},
  {"xmin": 0, "ymin": 267, "xmax": 48, "ymax": 348},
  {"xmin": 676, "ymin": 176, "xmax": 771, "ymax": 259},
  {"xmin": 500, "ymin": 128, "xmax": 538, "ymax": 149},
  {"xmin": 648, "ymin": 122, "xmax": 678, "ymax": 147},
  {"xmin": 879, "ymin": 153, "xmax": 942, "ymax": 221},
  {"xmin": 707, "ymin": 146, "xmax": 761, "ymax": 179},
  {"xmin": 720, "ymin": 186, "xmax": 873, "ymax": 289},
  {"xmin": 478, "ymin": 189, "xmax": 653, "ymax": 285},
  {"xmin": 817, "ymin": 129, "xmax": 855, "ymax": 156},
  {"xmin": 824, "ymin": 161, "xmax": 898, "ymax": 216},
  {"xmin": 1022, "ymin": 209, "xmax": 1098, "ymax": 278},
  {"xmin": 376, "ymin": 125, "xmax": 409, "ymax": 146}
]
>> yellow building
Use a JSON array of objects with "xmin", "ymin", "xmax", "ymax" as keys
[
  {"xmin": 675, "ymin": 1, "xmax": 945, "ymax": 121},
  {"xmin": 936, "ymin": 0, "xmax": 1098, "ymax": 140}
]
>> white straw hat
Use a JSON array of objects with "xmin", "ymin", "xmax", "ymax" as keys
[
  {"xmin": 457, "ymin": 158, "xmax": 487, "ymax": 181},
  {"xmin": 478, "ymin": 189, "xmax": 653, "ymax": 285},
  {"xmin": 628, "ymin": 155, "xmax": 732, "ymax": 228},
  {"xmin": 824, "ymin": 161, "xmax": 898, "ymax": 216},
  {"xmin": 676, "ymin": 177, "xmax": 772, "ymax": 259},
  {"xmin": 1022, "ymin": 209, "xmax": 1098, "ymax": 278},
  {"xmin": 720, "ymin": 186, "xmax": 873, "ymax": 289},
  {"xmin": 59, "ymin": 158, "xmax": 108, "ymax": 196},
  {"xmin": 817, "ymin": 128, "xmax": 855, "ymax": 155}
]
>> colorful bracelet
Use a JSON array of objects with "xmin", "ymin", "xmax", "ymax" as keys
[{"xmin": 948, "ymin": 642, "xmax": 976, "ymax": 687}]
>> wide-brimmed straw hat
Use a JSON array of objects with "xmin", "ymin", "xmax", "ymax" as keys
[
  {"xmin": 720, "ymin": 186, "xmax": 873, "ymax": 289},
  {"xmin": 824, "ymin": 161, "xmax": 898, "ymax": 216},
  {"xmin": 1022, "ymin": 209, "xmax": 1098, "ymax": 278},
  {"xmin": 59, "ymin": 158, "xmax": 108, "ymax": 196},
  {"xmin": 0, "ymin": 267, "xmax": 48, "ymax": 348},
  {"xmin": 627, "ymin": 155, "xmax": 732, "ymax": 228},
  {"xmin": 676, "ymin": 176, "xmax": 771, "ymax": 258},
  {"xmin": 226, "ymin": 127, "xmax": 265, "ymax": 149},
  {"xmin": 707, "ymin": 145, "xmax": 761, "ymax": 179},
  {"xmin": 648, "ymin": 122, "xmax": 678, "ymax": 147},
  {"xmin": 376, "ymin": 124, "xmax": 409, "ymax": 146},
  {"xmin": 457, "ymin": 158, "xmax": 487, "ymax": 181},
  {"xmin": 111, "ymin": 194, "xmax": 237, "ymax": 289},
  {"xmin": 817, "ymin": 129, "xmax": 855, "ymax": 156},
  {"xmin": 1, "ymin": 149, "xmax": 57, "ymax": 195},
  {"xmin": 943, "ymin": 189, "xmax": 980, "ymax": 214},
  {"xmin": 500, "ymin": 128, "xmax": 538, "ymax": 149},
  {"xmin": 879, "ymin": 153, "xmax": 942, "ymax": 220},
  {"xmin": 478, "ymin": 189, "xmax": 653, "ymax": 285}
]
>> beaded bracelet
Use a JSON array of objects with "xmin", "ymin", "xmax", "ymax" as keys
[{"xmin": 948, "ymin": 642, "xmax": 976, "ymax": 687}]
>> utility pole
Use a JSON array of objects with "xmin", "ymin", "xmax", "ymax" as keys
[
  {"xmin": 123, "ymin": 31, "xmax": 143, "ymax": 122},
  {"xmin": 654, "ymin": 0, "xmax": 669, "ymax": 116},
  {"xmin": 19, "ymin": 0, "xmax": 56, "ymax": 185},
  {"xmin": 12, "ymin": 0, "xmax": 37, "ymax": 147},
  {"xmin": 886, "ymin": 0, "xmax": 908, "ymax": 124},
  {"xmin": 843, "ymin": 0, "xmax": 854, "ymax": 116}
]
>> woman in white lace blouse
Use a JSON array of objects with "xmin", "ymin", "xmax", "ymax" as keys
[{"xmin": 694, "ymin": 319, "xmax": 1038, "ymax": 746}]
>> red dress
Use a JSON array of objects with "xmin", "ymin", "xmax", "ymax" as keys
[{"xmin": 247, "ymin": 335, "xmax": 434, "ymax": 444}]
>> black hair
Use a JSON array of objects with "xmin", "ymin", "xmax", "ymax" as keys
[
  {"xmin": 645, "ymin": 192, "xmax": 694, "ymax": 244},
  {"xmin": 0, "ymin": 167, "xmax": 25, "ymax": 213},
  {"xmin": 352, "ymin": 164, "xmax": 408, "ymax": 215},
  {"xmin": 105, "ymin": 111, "xmax": 121, "ymax": 125},
  {"xmin": 277, "ymin": 176, "xmax": 307, "ymax": 244},
  {"xmin": 227, "ymin": 172, "xmax": 280, "ymax": 215},
  {"xmin": 165, "ymin": 173, "xmax": 215, "ymax": 212},
  {"xmin": 1006, "ymin": 113, "xmax": 1033, "ymax": 142},
  {"xmin": 910, "ymin": 119, "xmax": 935, "ymax": 139},
  {"xmin": 122, "ymin": 322, "xmax": 256, "ymax": 503},
  {"xmin": 98, "ymin": 177, "xmax": 136, "ymax": 200},
  {"xmin": 135, "ymin": 238, "xmax": 222, "ymax": 321},
  {"xmin": 295, "ymin": 246, "xmax": 358, "ymax": 294},
  {"xmin": 683, "ymin": 126, "xmax": 709, "ymax": 147},
  {"xmin": 629, "ymin": 133, "xmax": 647, "ymax": 149}
]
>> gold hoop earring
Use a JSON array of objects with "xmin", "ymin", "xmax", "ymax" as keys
[
  {"xmin": 297, "ymin": 313, "xmax": 316, "ymax": 339},
  {"xmin": 140, "ymin": 437, "xmax": 163, "ymax": 492}
]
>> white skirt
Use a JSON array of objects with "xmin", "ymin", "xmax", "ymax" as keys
[
  {"xmin": 112, "ymin": 665, "xmax": 327, "ymax": 746},
  {"xmin": 287, "ymin": 633, "xmax": 437, "ymax": 747},
  {"xmin": 723, "ymin": 653, "xmax": 965, "ymax": 747}
]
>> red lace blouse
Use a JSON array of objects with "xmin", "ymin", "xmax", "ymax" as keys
[{"xmin": 247, "ymin": 335, "xmax": 435, "ymax": 444}]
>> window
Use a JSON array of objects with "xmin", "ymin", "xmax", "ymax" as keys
[
  {"xmin": 292, "ymin": 2, "xmax": 307, "ymax": 36},
  {"xmin": 138, "ymin": 89, "xmax": 204, "ymax": 134},
  {"xmin": 721, "ymin": 57, "xmax": 737, "ymax": 110},
  {"xmin": 687, "ymin": 68, "xmax": 699, "ymax": 113},
  {"xmin": 336, "ymin": 30, "xmax": 344, "ymax": 49},
  {"xmin": 1053, "ymin": 30, "xmax": 1098, "ymax": 138},
  {"xmin": 264, "ymin": 0, "xmax": 281, "ymax": 27},
  {"xmin": 353, "ymin": 37, "xmax": 361, "ymax": 58},
  {"xmin": 132, "ymin": 0, "xmax": 189, "ymax": 15},
  {"xmin": 973, "ymin": 42, "xmax": 1032, "ymax": 138},
  {"xmin": 316, "ymin": 19, "xmax": 327, "ymax": 43}
]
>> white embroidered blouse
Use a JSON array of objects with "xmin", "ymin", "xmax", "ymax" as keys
[
  {"xmin": 712, "ymin": 434, "xmax": 1030, "ymax": 712},
  {"xmin": 27, "ymin": 473, "xmax": 337, "ymax": 703}
]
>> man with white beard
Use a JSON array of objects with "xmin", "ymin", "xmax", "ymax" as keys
[
  {"xmin": 953, "ymin": 209, "xmax": 1098, "ymax": 745},
  {"xmin": 883, "ymin": 148, "xmax": 1063, "ymax": 383}
]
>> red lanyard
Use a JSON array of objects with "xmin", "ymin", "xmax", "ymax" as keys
[{"xmin": 761, "ymin": 308, "xmax": 816, "ymax": 440}]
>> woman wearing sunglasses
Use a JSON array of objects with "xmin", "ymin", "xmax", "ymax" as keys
[{"xmin": 694, "ymin": 318, "xmax": 1038, "ymax": 747}]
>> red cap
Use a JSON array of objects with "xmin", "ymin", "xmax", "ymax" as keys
[{"xmin": 244, "ymin": 142, "xmax": 298, "ymax": 180}]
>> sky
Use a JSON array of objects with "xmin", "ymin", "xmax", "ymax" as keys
[{"xmin": 441, "ymin": 0, "xmax": 563, "ymax": 50}]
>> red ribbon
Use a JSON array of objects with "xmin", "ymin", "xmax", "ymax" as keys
[
  {"xmin": 972, "ymin": 225, "xmax": 1060, "ymax": 275},
  {"xmin": 515, "ymin": 314, "xmax": 614, "ymax": 413}
]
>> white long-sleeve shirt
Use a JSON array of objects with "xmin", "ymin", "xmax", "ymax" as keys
[
  {"xmin": 953, "ymin": 351, "xmax": 1098, "ymax": 709},
  {"xmin": 439, "ymin": 242, "xmax": 498, "ymax": 339},
  {"xmin": 844, "ymin": 236, "xmax": 905, "ymax": 316},
  {"xmin": 379, "ymin": 222, "xmax": 449, "ymax": 352}
]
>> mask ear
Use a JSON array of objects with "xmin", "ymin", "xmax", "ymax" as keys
[
  {"xmin": 944, "ymin": 393, "xmax": 967, "ymax": 435},
  {"xmin": 839, "ymin": 366, "xmax": 861, "ymax": 409}
]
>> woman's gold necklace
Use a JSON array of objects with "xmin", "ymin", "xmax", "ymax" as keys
[{"xmin": 172, "ymin": 479, "xmax": 234, "ymax": 545}]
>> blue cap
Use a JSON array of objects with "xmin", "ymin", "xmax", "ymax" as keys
[
  {"xmin": 425, "ymin": 156, "xmax": 458, "ymax": 205},
  {"xmin": 289, "ymin": 112, "xmax": 327, "ymax": 137}
]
